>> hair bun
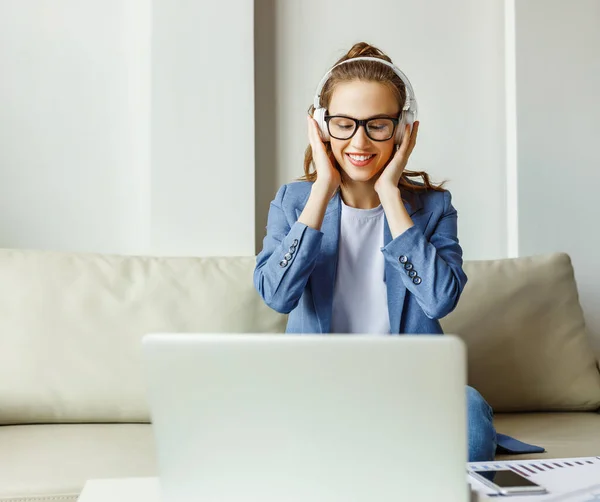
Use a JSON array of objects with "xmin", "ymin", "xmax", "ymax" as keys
[{"xmin": 345, "ymin": 42, "xmax": 391, "ymax": 62}]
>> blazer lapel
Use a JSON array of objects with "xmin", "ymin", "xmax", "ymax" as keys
[
  {"xmin": 296, "ymin": 191, "xmax": 341, "ymax": 333},
  {"xmin": 294, "ymin": 187, "xmax": 433, "ymax": 335}
]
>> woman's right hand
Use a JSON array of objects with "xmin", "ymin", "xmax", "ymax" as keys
[{"xmin": 307, "ymin": 115, "xmax": 341, "ymax": 198}]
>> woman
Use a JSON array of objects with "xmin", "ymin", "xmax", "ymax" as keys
[{"xmin": 254, "ymin": 42, "xmax": 539, "ymax": 461}]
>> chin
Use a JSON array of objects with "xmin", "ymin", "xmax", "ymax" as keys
[{"xmin": 340, "ymin": 164, "xmax": 381, "ymax": 183}]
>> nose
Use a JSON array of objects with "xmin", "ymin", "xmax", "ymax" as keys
[{"xmin": 350, "ymin": 124, "xmax": 371, "ymax": 149}]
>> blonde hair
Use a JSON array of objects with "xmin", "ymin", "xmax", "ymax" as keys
[{"xmin": 300, "ymin": 42, "xmax": 446, "ymax": 194}]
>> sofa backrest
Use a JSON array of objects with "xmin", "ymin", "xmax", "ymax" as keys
[
  {"xmin": 0, "ymin": 248, "xmax": 599, "ymax": 424},
  {"xmin": 441, "ymin": 253, "xmax": 600, "ymax": 412},
  {"xmin": 0, "ymin": 249, "xmax": 286, "ymax": 424}
]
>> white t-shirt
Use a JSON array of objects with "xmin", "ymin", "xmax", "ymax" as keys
[{"xmin": 330, "ymin": 200, "xmax": 391, "ymax": 334}]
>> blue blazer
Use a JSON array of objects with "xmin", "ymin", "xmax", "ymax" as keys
[
  {"xmin": 254, "ymin": 180, "xmax": 467, "ymax": 334},
  {"xmin": 253, "ymin": 180, "xmax": 545, "ymax": 456}
]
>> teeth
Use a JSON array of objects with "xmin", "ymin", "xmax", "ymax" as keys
[{"xmin": 348, "ymin": 154, "xmax": 374, "ymax": 161}]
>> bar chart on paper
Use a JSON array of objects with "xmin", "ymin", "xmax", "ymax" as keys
[{"xmin": 467, "ymin": 456, "xmax": 600, "ymax": 501}]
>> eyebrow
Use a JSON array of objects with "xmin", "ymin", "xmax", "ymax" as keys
[{"xmin": 328, "ymin": 113, "xmax": 400, "ymax": 120}]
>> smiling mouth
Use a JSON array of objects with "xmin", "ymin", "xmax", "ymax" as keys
[{"xmin": 346, "ymin": 153, "xmax": 376, "ymax": 166}]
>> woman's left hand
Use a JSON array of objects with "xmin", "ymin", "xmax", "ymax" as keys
[{"xmin": 374, "ymin": 120, "xmax": 419, "ymax": 194}]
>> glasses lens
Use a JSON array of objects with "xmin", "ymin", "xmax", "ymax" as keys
[
  {"xmin": 328, "ymin": 117, "xmax": 356, "ymax": 140},
  {"xmin": 366, "ymin": 118, "xmax": 395, "ymax": 141}
]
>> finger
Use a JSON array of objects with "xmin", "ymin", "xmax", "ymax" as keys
[
  {"xmin": 398, "ymin": 124, "xmax": 411, "ymax": 153},
  {"xmin": 408, "ymin": 121, "xmax": 419, "ymax": 149},
  {"xmin": 310, "ymin": 117, "xmax": 328, "ymax": 155},
  {"xmin": 411, "ymin": 121, "xmax": 419, "ymax": 141},
  {"xmin": 308, "ymin": 116, "xmax": 326, "ymax": 153},
  {"xmin": 401, "ymin": 122, "xmax": 419, "ymax": 154}
]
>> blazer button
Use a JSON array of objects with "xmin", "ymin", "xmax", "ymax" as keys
[
  {"xmin": 404, "ymin": 262, "xmax": 414, "ymax": 270},
  {"xmin": 279, "ymin": 259, "xmax": 288, "ymax": 268},
  {"xmin": 408, "ymin": 270, "xmax": 417, "ymax": 278},
  {"xmin": 288, "ymin": 246, "xmax": 296, "ymax": 254},
  {"xmin": 284, "ymin": 253, "xmax": 292, "ymax": 261},
  {"xmin": 292, "ymin": 239, "xmax": 299, "ymax": 246},
  {"xmin": 399, "ymin": 255, "xmax": 408, "ymax": 264},
  {"xmin": 413, "ymin": 276, "xmax": 422, "ymax": 285}
]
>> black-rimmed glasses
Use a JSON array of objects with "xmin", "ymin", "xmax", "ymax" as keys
[{"xmin": 324, "ymin": 115, "xmax": 400, "ymax": 141}]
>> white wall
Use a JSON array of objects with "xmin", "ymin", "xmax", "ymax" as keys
[
  {"xmin": 0, "ymin": 0, "xmax": 255, "ymax": 257},
  {"xmin": 516, "ymin": 0, "xmax": 600, "ymax": 345},
  {"xmin": 0, "ymin": 0, "xmax": 147, "ymax": 254},
  {"xmin": 151, "ymin": 0, "xmax": 255, "ymax": 257},
  {"xmin": 2, "ymin": 0, "xmax": 599, "ymax": 347},
  {"xmin": 255, "ymin": 0, "xmax": 508, "ymax": 261}
]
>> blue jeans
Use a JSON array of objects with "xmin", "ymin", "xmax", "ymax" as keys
[{"xmin": 467, "ymin": 386, "xmax": 497, "ymax": 462}]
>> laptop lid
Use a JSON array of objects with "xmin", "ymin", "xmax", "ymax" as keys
[{"xmin": 142, "ymin": 334, "xmax": 468, "ymax": 502}]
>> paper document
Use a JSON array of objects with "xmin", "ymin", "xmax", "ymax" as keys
[{"xmin": 467, "ymin": 456, "xmax": 600, "ymax": 501}]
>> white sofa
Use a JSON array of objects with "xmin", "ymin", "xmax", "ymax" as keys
[{"xmin": 0, "ymin": 249, "xmax": 599, "ymax": 502}]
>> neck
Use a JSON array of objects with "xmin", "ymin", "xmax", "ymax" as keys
[{"xmin": 339, "ymin": 178, "xmax": 381, "ymax": 209}]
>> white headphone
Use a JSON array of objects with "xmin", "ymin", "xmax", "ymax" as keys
[{"xmin": 313, "ymin": 56, "xmax": 418, "ymax": 145}]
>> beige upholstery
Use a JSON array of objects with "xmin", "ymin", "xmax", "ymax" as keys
[
  {"xmin": 0, "ymin": 248, "xmax": 599, "ymax": 501},
  {"xmin": 494, "ymin": 412, "xmax": 600, "ymax": 460},
  {"xmin": 2, "ymin": 416, "xmax": 599, "ymax": 501},
  {"xmin": 442, "ymin": 253, "xmax": 600, "ymax": 412},
  {"xmin": 0, "ymin": 250, "xmax": 286, "ymax": 424},
  {"xmin": 0, "ymin": 424, "xmax": 156, "ymax": 502}
]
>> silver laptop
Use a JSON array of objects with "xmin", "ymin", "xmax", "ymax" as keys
[{"xmin": 142, "ymin": 333, "xmax": 469, "ymax": 502}]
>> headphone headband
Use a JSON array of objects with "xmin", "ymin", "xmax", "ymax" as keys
[{"xmin": 313, "ymin": 56, "xmax": 418, "ymax": 119}]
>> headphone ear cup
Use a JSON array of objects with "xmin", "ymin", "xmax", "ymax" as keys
[
  {"xmin": 313, "ymin": 107, "xmax": 330, "ymax": 142},
  {"xmin": 395, "ymin": 110, "xmax": 416, "ymax": 145},
  {"xmin": 395, "ymin": 113, "xmax": 406, "ymax": 145}
]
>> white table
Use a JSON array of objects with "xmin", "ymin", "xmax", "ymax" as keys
[{"xmin": 77, "ymin": 477, "xmax": 491, "ymax": 501}]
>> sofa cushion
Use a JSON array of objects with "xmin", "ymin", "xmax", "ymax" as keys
[
  {"xmin": 494, "ymin": 412, "xmax": 600, "ymax": 460},
  {"xmin": 2, "ymin": 249, "xmax": 599, "ymax": 422},
  {"xmin": 0, "ymin": 423, "xmax": 156, "ymax": 501},
  {"xmin": 0, "ymin": 249, "xmax": 287, "ymax": 424},
  {"xmin": 0, "ymin": 417, "xmax": 597, "ymax": 501},
  {"xmin": 442, "ymin": 253, "xmax": 600, "ymax": 412}
]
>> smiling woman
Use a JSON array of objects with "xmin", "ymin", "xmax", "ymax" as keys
[
  {"xmin": 254, "ymin": 41, "xmax": 507, "ymax": 462},
  {"xmin": 301, "ymin": 42, "xmax": 445, "ymax": 201},
  {"xmin": 324, "ymin": 80, "xmax": 399, "ymax": 185}
]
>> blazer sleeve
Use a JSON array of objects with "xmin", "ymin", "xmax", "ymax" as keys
[
  {"xmin": 381, "ymin": 190, "xmax": 468, "ymax": 319},
  {"xmin": 254, "ymin": 184, "xmax": 324, "ymax": 314}
]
